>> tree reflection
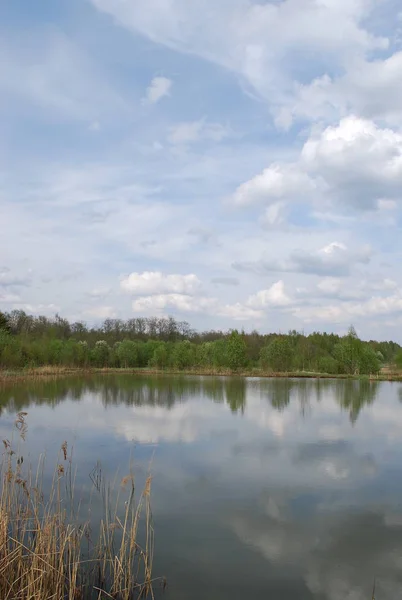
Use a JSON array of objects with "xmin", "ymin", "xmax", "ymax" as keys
[
  {"xmin": 334, "ymin": 379, "xmax": 380, "ymax": 424},
  {"xmin": 0, "ymin": 375, "xmax": 246, "ymax": 414},
  {"xmin": 0, "ymin": 375, "xmax": 382, "ymax": 423},
  {"xmin": 225, "ymin": 377, "xmax": 246, "ymax": 414}
]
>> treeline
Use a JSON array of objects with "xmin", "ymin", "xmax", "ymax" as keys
[{"xmin": 0, "ymin": 310, "xmax": 400, "ymax": 375}]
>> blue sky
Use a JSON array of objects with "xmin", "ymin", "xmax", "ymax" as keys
[{"xmin": 1, "ymin": 0, "xmax": 402, "ymax": 339}]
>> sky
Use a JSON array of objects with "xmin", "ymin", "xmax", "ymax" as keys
[{"xmin": 1, "ymin": 0, "xmax": 402, "ymax": 340}]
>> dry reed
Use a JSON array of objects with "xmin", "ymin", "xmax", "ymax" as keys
[{"xmin": 0, "ymin": 412, "xmax": 157, "ymax": 600}]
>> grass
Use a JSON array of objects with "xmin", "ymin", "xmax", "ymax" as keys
[{"xmin": 0, "ymin": 412, "xmax": 157, "ymax": 599}]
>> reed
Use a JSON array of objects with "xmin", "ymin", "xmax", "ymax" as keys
[{"xmin": 0, "ymin": 412, "xmax": 157, "ymax": 599}]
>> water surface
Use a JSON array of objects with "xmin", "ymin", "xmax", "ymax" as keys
[{"xmin": 1, "ymin": 375, "xmax": 402, "ymax": 599}]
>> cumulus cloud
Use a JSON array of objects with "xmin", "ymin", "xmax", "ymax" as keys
[
  {"xmin": 301, "ymin": 116, "xmax": 402, "ymax": 209},
  {"xmin": 232, "ymin": 165, "xmax": 315, "ymax": 207},
  {"xmin": 294, "ymin": 290, "xmax": 402, "ymax": 324},
  {"xmin": 121, "ymin": 272, "xmax": 201, "ymax": 295},
  {"xmin": 234, "ymin": 242, "xmax": 371, "ymax": 277},
  {"xmin": 143, "ymin": 76, "xmax": 172, "ymax": 104},
  {"xmin": 132, "ymin": 293, "xmax": 263, "ymax": 321},
  {"xmin": 259, "ymin": 202, "xmax": 288, "ymax": 229},
  {"xmin": 246, "ymin": 281, "xmax": 291, "ymax": 308},
  {"xmin": 129, "ymin": 280, "xmax": 292, "ymax": 320},
  {"xmin": 232, "ymin": 116, "xmax": 402, "ymax": 215},
  {"xmin": 280, "ymin": 51, "xmax": 402, "ymax": 128},
  {"xmin": 314, "ymin": 277, "xmax": 398, "ymax": 301}
]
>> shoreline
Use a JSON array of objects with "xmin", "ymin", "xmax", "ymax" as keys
[{"xmin": 1, "ymin": 366, "xmax": 402, "ymax": 384}]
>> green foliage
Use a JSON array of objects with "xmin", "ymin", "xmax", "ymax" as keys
[
  {"xmin": 91, "ymin": 340, "xmax": 111, "ymax": 368},
  {"xmin": 395, "ymin": 350, "xmax": 402, "ymax": 369},
  {"xmin": 0, "ymin": 312, "xmax": 10, "ymax": 333},
  {"xmin": 171, "ymin": 340, "xmax": 195, "ymax": 369},
  {"xmin": 316, "ymin": 355, "xmax": 339, "ymax": 375},
  {"xmin": 226, "ymin": 331, "xmax": 247, "ymax": 371},
  {"xmin": 0, "ymin": 312, "xmax": 397, "ymax": 375},
  {"xmin": 116, "ymin": 340, "xmax": 138, "ymax": 368},
  {"xmin": 150, "ymin": 343, "xmax": 169, "ymax": 369},
  {"xmin": 260, "ymin": 337, "xmax": 294, "ymax": 372},
  {"xmin": 333, "ymin": 326, "xmax": 380, "ymax": 375}
]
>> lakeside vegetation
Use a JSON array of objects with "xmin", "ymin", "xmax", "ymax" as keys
[
  {"xmin": 1, "ymin": 310, "xmax": 401, "ymax": 377},
  {"xmin": 0, "ymin": 412, "xmax": 156, "ymax": 599}
]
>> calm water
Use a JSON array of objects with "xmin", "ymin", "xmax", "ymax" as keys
[{"xmin": 2, "ymin": 375, "xmax": 402, "ymax": 599}]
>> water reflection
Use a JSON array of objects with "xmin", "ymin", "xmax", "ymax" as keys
[
  {"xmin": 0, "ymin": 376, "xmax": 385, "ymax": 424},
  {"xmin": 1, "ymin": 376, "xmax": 402, "ymax": 600}
]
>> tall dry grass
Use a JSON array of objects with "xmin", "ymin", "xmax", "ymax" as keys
[{"xmin": 0, "ymin": 412, "xmax": 157, "ymax": 599}]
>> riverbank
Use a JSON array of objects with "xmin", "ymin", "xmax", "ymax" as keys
[{"xmin": 1, "ymin": 365, "xmax": 402, "ymax": 384}]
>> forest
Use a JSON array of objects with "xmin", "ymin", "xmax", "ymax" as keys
[{"xmin": 0, "ymin": 310, "xmax": 401, "ymax": 375}]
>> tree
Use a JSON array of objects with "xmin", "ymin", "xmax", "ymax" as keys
[
  {"xmin": 260, "ymin": 337, "xmax": 293, "ymax": 372},
  {"xmin": 116, "ymin": 340, "xmax": 138, "ymax": 368},
  {"xmin": 0, "ymin": 312, "xmax": 10, "ymax": 333},
  {"xmin": 91, "ymin": 340, "xmax": 111, "ymax": 367},
  {"xmin": 395, "ymin": 350, "xmax": 402, "ymax": 370},
  {"xmin": 171, "ymin": 340, "xmax": 195, "ymax": 369},
  {"xmin": 151, "ymin": 343, "xmax": 169, "ymax": 369},
  {"xmin": 334, "ymin": 326, "xmax": 380, "ymax": 375},
  {"xmin": 226, "ymin": 330, "xmax": 247, "ymax": 372}
]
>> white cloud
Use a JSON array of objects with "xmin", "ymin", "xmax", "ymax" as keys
[
  {"xmin": 281, "ymin": 51, "xmax": 402, "ymax": 127},
  {"xmin": 85, "ymin": 306, "xmax": 117, "ymax": 319},
  {"xmin": 247, "ymin": 281, "xmax": 291, "ymax": 308},
  {"xmin": 168, "ymin": 119, "xmax": 227, "ymax": 145},
  {"xmin": 294, "ymin": 290, "xmax": 402, "ymax": 324},
  {"xmin": 233, "ymin": 116, "xmax": 402, "ymax": 218},
  {"xmin": 301, "ymin": 116, "xmax": 402, "ymax": 209},
  {"xmin": 88, "ymin": 287, "xmax": 112, "ymax": 299},
  {"xmin": 259, "ymin": 202, "xmax": 288, "ymax": 228},
  {"xmin": 0, "ymin": 292, "xmax": 21, "ymax": 303},
  {"xmin": 232, "ymin": 164, "xmax": 315, "ymax": 207},
  {"xmin": 14, "ymin": 303, "xmax": 61, "ymax": 315},
  {"xmin": 132, "ymin": 293, "xmax": 263, "ymax": 321},
  {"xmin": 317, "ymin": 278, "xmax": 342, "ymax": 295},
  {"xmin": 89, "ymin": 0, "xmax": 388, "ymax": 114},
  {"xmin": 234, "ymin": 242, "xmax": 371, "ymax": 277},
  {"xmin": 378, "ymin": 199, "xmax": 397, "ymax": 211},
  {"xmin": 129, "ymin": 281, "xmax": 294, "ymax": 320},
  {"xmin": 121, "ymin": 272, "xmax": 201, "ymax": 295},
  {"xmin": 0, "ymin": 267, "xmax": 31, "ymax": 287},
  {"xmin": 143, "ymin": 76, "xmax": 172, "ymax": 104}
]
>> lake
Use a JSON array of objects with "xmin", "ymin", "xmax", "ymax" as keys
[{"xmin": 1, "ymin": 375, "xmax": 402, "ymax": 599}]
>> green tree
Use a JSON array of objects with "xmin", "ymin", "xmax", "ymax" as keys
[
  {"xmin": 151, "ymin": 343, "xmax": 169, "ymax": 369},
  {"xmin": 0, "ymin": 312, "xmax": 10, "ymax": 333},
  {"xmin": 171, "ymin": 340, "xmax": 195, "ymax": 369},
  {"xmin": 226, "ymin": 330, "xmax": 247, "ymax": 372},
  {"xmin": 91, "ymin": 340, "xmax": 111, "ymax": 367},
  {"xmin": 395, "ymin": 350, "xmax": 402, "ymax": 370},
  {"xmin": 116, "ymin": 340, "xmax": 138, "ymax": 368},
  {"xmin": 260, "ymin": 337, "xmax": 293, "ymax": 372},
  {"xmin": 76, "ymin": 341, "xmax": 90, "ymax": 367}
]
